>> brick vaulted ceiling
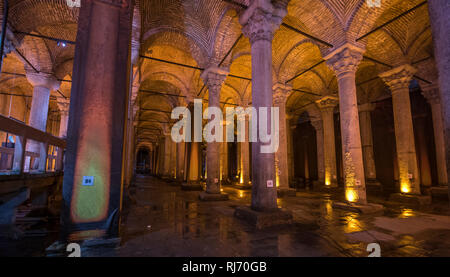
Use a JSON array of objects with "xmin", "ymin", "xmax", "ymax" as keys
[{"xmin": 0, "ymin": 0, "xmax": 435, "ymax": 143}]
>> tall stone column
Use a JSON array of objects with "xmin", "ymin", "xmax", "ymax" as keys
[
  {"xmin": 325, "ymin": 44, "xmax": 367, "ymax": 204},
  {"xmin": 61, "ymin": 0, "xmax": 134, "ymax": 236},
  {"xmin": 421, "ymin": 85, "xmax": 448, "ymax": 186},
  {"xmin": 428, "ymin": 0, "xmax": 450, "ymax": 200},
  {"xmin": 311, "ymin": 119, "xmax": 325, "ymax": 185},
  {"xmin": 240, "ymin": 0, "xmax": 286, "ymax": 211},
  {"xmin": 273, "ymin": 83, "xmax": 294, "ymax": 196},
  {"xmin": 177, "ymin": 140, "xmax": 186, "ymax": 181},
  {"xmin": 170, "ymin": 139, "xmax": 177, "ymax": 179},
  {"xmin": 315, "ymin": 96, "xmax": 338, "ymax": 187},
  {"xmin": 26, "ymin": 72, "xmax": 61, "ymax": 132},
  {"xmin": 200, "ymin": 66, "xmax": 229, "ymax": 200},
  {"xmin": 57, "ymin": 98, "xmax": 70, "ymax": 138},
  {"xmin": 287, "ymin": 121, "xmax": 295, "ymax": 185},
  {"xmin": 163, "ymin": 133, "xmax": 172, "ymax": 178},
  {"xmin": 220, "ymin": 120, "xmax": 229, "ymax": 182},
  {"xmin": 379, "ymin": 64, "xmax": 421, "ymax": 195},
  {"xmin": 188, "ymin": 141, "xmax": 200, "ymax": 182},
  {"xmin": 358, "ymin": 103, "xmax": 380, "ymax": 186}
]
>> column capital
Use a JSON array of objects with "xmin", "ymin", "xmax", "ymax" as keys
[
  {"xmin": 310, "ymin": 119, "xmax": 323, "ymax": 131},
  {"xmin": 240, "ymin": 0, "xmax": 287, "ymax": 44},
  {"xmin": 57, "ymin": 98, "xmax": 70, "ymax": 116},
  {"xmin": 324, "ymin": 43, "xmax": 365, "ymax": 78},
  {"xmin": 316, "ymin": 95, "xmax": 339, "ymax": 110},
  {"xmin": 26, "ymin": 72, "xmax": 61, "ymax": 91},
  {"xmin": 379, "ymin": 64, "xmax": 416, "ymax": 92},
  {"xmin": 421, "ymin": 84, "xmax": 440, "ymax": 105},
  {"xmin": 201, "ymin": 66, "xmax": 229, "ymax": 96},
  {"xmin": 358, "ymin": 102, "xmax": 376, "ymax": 113},
  {"xmin": 273, "ymin": 82, "xmax": 292, "ymax": 106}
]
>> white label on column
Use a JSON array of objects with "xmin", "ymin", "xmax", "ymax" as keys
[
  {"xmin": 267, "ymin": 180, "xmax": 273, "ymax": 188},
  {"xmin": 214, "ymin": 178, "xmax": 218, "ymax": 183},
  {"xmin": 82, "ymin": 176, "xmax": 94, "ymax": 186}
]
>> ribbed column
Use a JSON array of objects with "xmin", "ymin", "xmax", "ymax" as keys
[
  {"xmin": 240, "ymin": 0, "xmax": 286, "ymax": 211},
  {"xmin": 421, "ymin": 85, "xmax": 448, "ymax": 186},
  {"xmin": 379, "ymin": 64, "xmax": 421, "ymax": 195},
  {"xmin": 315, "ymin": 96, "xmax": 338, "ymax": 187},
  {"xmin": 325, "ymin": 44, "xmax": 367, "ymax": 204}
]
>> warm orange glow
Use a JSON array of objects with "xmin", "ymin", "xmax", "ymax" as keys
[
  {"xmin": 401, "ymin": 182, "xmax": 410, "ymax": 193},
  {"xmin": 346, "ymin": 189, "xmax": 357, "ymax": 203}
]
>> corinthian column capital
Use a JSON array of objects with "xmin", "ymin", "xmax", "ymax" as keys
[
  {"xmin": 379, "ymin": 64, "xmax": 417, "ymax": 92},
  {"xmin": 421, "ymin": 84, "xmax": 441, "ymax": 105},
  {"xmin": 201, "ymin": 66, "xmax": 229, "ymax": 97},
  {"xmin": 26, "ymin": 72, "xmax": 61, "ymax": 91},
  {"xmin": 316, "ymin": 95, "xmax": 339, "ymax": 111},
  {"xmin": 240, "ymin": 0, "xmax": 287, "ymax": 44},
  {"xmin": 324, "ymin": 43, "xmax": 365, "ymax": 78},
  {"xmin": 273, "ymin": 82, "xmax": 292, "ymax": 106}
]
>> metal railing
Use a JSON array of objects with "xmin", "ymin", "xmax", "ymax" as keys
[{"xmin": 0, "ymin": 114, "xmax": 66, "ymax": 175}]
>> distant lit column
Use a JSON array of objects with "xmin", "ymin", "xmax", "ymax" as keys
[
  {"xmin": 163, "ymin": 132, "xmax": 172, "ymax": 178},
  {"xmin": 325, "ymin": 44, "xmax": 367, "ymax": 204},
  {"xmin": 287, "ymin": 120, "xmax": 295, "ymax": 185},
  {"xmin": 61, "ymin": 0, "xmax": 134, "ymax": 235},
  {"xmin": 273, "ymin": 83, "xmax": 291, "ymax": 190},
  {"xmin": 379, "ymin": 64, "xmax": 421, "ymax": 195},
  {"xmin": 310, "ymin": 119, "xmax": 325, "ymax": 185},
  {"xmin": 221, "ymin": 120, "xmax": 229, "ymax": 182},
  {"xmin": 421, "ymin": 84, "xmax": 448, "ymax": 186},
  {"xmin": 240, "ymin": 0, "xmax": 287, "ymax": 210},
  {"xmin": 358, "ymin": 103, "xmax": 379, "ymax": 185},
  {"xmin": 57, "ymin": 98, "xmax": 70, "ymax": 138},
  {"xmin": 239, "ymin": 106, "xmax": 250, "ymax": 186},
  {"xmin": 315, "ymin": 96, "xmax": 338, "ymax": 187}
]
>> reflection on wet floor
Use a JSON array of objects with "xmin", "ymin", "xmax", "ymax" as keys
[{"xmin": 112, "ymin": 175, "xmax": 450, "ymax": 257}]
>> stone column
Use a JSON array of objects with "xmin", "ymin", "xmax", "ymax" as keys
[
  {"xmin": 315, "ymin": 96, "xmax": 338, "ymax": 187},
  {"xmin": 310, "ymin": 119, "xmax": 325, "ymax": 185},
  {"xmin": 240, "ymin": 0, "xmax": 286, "ymax": 211},
  {"xmin": 428, "ymin": 0, "xmax": 450, "ymax": 200},
  {"xmin": 239, "ymin": 112, "xmax": 250, "ymax": 187},
  {"xmin": 273, "ymin": 83, "xmax": 294, "ymax": 195},
  {"xmin": 61, "ymin": 0, "xmax": 134, "ymax": 236},
  {"xmin": 220, "ymin": 120, "xmax": 229, "ymax": 182},
  {"xmin": 200, "ymin": 66, "xmax": 228, "ymax": 199},
  {"xmin": 379, "ymin": 64, "xmax": 421, "ymax": 195},
  {"xmin": 287, "ymin": 120, "xmax": 295, "ymax": 185},
  {"xmin": 177, "ymin": 140, "xmax": 186, "ymax": 182},
  {"xmin": 188, "ymin": 141, "xmax": 200, "ymax": 182},
  {"xmin": 26, "ymin": 72, "xmax": 61, "ymax": 132},
  {"xmin": 422, "ymin": 85, "xmax": 448, "ymax": 186},
  {"xmin": 170, "ymin": 139, "xmax": 177, "ymax": 179},
  {"xmin": 57, "ymin": 98, "xmax": 70, "ymax": 138},
  {"xmin": 163, "ymin": 133, "xmax": 172, "ymax": 178},
  {"xmin": 325, "ymin": 44, "xmax": 367, "ymax": 204},
  {"xmin": 358, "ymin": 103, "xmax": 380, "ymax": 186}
]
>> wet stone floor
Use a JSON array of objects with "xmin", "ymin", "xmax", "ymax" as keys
[{"xmin": 110, "ymin": 176, "xmax": 450, "ymax": 257}]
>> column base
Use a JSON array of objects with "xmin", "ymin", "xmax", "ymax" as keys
[
  {"xmin": 181, "ymin": 182, "xmax": 203, "ymax": 191},
  {"xmin": 430, "ymin": 186, "xmax": 449, "ymax": 201},
  {"xmin": 277, "ymin": 188, "xmax": 296, "ymax": 198},
  {"xmin": 389, "ymin": 193, "xmax": 432, "ymax": 206},
  {"xmin": 198, "ymin": 192, "xmax": 229, "ymax": 201},
  {"xmin": 234, "ymin": 206, "xmax": 293, "ymax": 229},
  {"xmin": 332, "ymin": 201, "xmax": 384, "ymax": 214}
]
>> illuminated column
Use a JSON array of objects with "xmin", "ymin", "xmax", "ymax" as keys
[
  {"xmin": 421, "ymin": 85, "xmax": 448, "ymax": 186},
  {"xmin": 428, "ymin": 0, "xmax": 450, "ymax": 199},
  {"xmin": 201, "ymin": 66, "xmax": 228, "ymax": 195},
  {"xmin": 315, "ymin": 96, "xmax": 338, "ymax": 187},
  {"xmin": 379, "ymin": 64, "xmax": 420, "ymax": 194},
  {"xmin": 177, "ymin": 140, "xmax": 186, "ymax": 182},
  {"xmin": 325, "ymin": 44, "xmax": 367, "ymax": 204},
  {"xmin": 240, "ymin": 0, "xmax": 286, "ymax": 210},
  {"xmin": 221, "ymin": 120, "xmax": 229, "ymax": 182},
  {"xmin": 239, "ymin": 108, "xmax": 250, "ymax": 186},
  {"xmin": 170, "ymin": 139, "xmax": 177, "ymax": 179},
  {"xmin": 287, "ymin": 121, "xmax": 295, "ymax": 185},
  {"xmin": 26, "ymin": 72, "xmax": 61, "ymax": 132},
  {"xmin": 358, "ymin": 103, "xmax": 379, "ymax": 185},
  {"xmin": 310, "ymin": 119, "xmax": 325, "ymax": 184},
  {"xmin": 61, "ymin": 0, "xmax": 134, "ymax": 236},
  {"xmin": 188, "ymin": 141, "xmax": 200, "ymax": 182},
  {"xmin": 273, "ymin": 83, "xmax": 291, "ymax": 191},
  {"xmin": 163, "ymin": 132, "xmax": 172, "ymax": 178},
  {"xmin": 57, "ymin": 98, "xmax": 70, "ymax": 138}
]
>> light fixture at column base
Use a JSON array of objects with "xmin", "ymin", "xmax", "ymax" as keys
[
  {"xmin": 332, "ymin": 201, "xmax": 384, "ymax": 214},
  {"xmin": 198, "ymin": 192, "xmax": 229, "ymax": 201},
  {"xmin": 389, "ymin": 193, "xmax": 431, "ymax": 206},
  {"xmin": 234, "ymin": 206, "xmax": 293, "ymax": 229}
]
